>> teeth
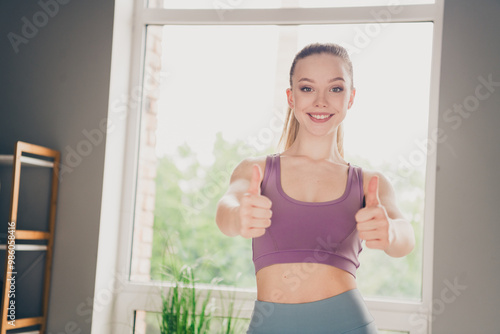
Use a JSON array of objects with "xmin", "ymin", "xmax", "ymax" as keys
[{"xmin": 310, "ymin": 114, "xmax": 331, "ymax": 120}]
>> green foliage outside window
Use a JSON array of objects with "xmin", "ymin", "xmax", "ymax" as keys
[{"xmin": 150, "ymin": 132, "xmax": 424, "ymax": 300}]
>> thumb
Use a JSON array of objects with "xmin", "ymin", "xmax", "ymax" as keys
[
  {"xmin": 247, "ymin": 164, "xmax": 263, "ymax": 195},
  {"xmin": 365, "ymin": 175, "xmax": 380, "ymax": 207}
]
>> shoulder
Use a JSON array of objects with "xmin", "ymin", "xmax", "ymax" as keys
[{"xmin": 230, "ymin": 155, "xmax": 268, "ymax": 183}]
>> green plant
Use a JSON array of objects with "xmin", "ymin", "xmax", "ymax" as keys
[
  {"xmin": 159, "ymin": 264, "xmax": 212, "ymax": 334},
  {"xmin": 158, "ymin": 263, "xmax": 243, "ymax": 334},
  {"xmin": 216, "ymin": 289, "xmax": 244, "ymax": 334}
]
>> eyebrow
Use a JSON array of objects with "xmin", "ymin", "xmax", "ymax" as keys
[{"xmin": 297, "ymin": 77, "xmax": 345, "ymax": 83}]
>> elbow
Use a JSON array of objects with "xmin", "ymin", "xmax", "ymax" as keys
[
  {"xmin": 386, "ymin": 219, "xmax": 415, "ymax": 258},
  {"xmin": 386, "ymin": 242, "xmax": 414, "ymax": 258},
  {"xmin": 393, "ymin": 238, "xmax": 415, "ymax": 258},
  {"xmin": 404, "ymin": 221, "xmax": 416, "ymax": 256},
  {"xmin": 214, "ymin": 199, "xmax": 225, "ymax": 231},
  {"xmin": 408, "ymin": 230, "xmax": 416, "ymax": 254}
]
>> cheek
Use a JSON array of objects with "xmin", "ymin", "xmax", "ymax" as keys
[
  {"xmin": 338, "ymin": 93, "xmax": 351, "ymax": 107},
  {"xmin": 292, "ymin": 96, "xmax": 308, "ymax": 109},
  {"xmin": 298, "ymin": 93, "xmax": 318, "ymax": 104}
]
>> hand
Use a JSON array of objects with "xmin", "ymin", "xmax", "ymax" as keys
[
  {"xmin": 355, "ymin": 175, "xmax": 394, "ymax": 251},
  {"xmin": 238, "ymin": 164, "xmax": 272, "ymax": 238}
]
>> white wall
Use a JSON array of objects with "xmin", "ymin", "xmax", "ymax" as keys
[
  {"xmin": 433, "ymin": 0, "xmax": 500, "ymax": 332},
  {"xmin": 0, "ymin": 0, "xmax": 114, "ymax": 332}
]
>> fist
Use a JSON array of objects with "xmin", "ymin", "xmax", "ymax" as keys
[
  {"xmin": 239, "ymin": 164, "xmax": 272, "ymax": 238},
  {"xmin": 355, "ymin": 175, "xmax": 394, "ymax": 251}
]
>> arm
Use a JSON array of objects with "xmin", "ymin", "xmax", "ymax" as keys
[
  {"xmin": 215, "ymin": 157, "xmax": 272, "ymax": 238},
  {"xmin": 355, "ymin": 171, "xmax": 415, "ymax": 258}
]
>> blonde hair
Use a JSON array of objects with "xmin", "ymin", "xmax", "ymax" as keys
[{"xmin": 278, "ymin": 43, "xmax": 353, "ymax": 157}]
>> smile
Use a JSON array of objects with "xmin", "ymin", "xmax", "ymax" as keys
[{"xmin": 307, "ymin": 113, "xmax": 334, "ymax": 122}]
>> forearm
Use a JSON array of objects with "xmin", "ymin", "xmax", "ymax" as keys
[
  {"xmin": 215, "ymin": 195, "xmax": 241, "ymax": 237},
  {"xmin": 385, "ymin": 218, "xmax": 415, "ymax": 258}
]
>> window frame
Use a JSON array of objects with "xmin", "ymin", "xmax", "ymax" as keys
[{"xmin": 111, "ymin": 2, "xmax": 444, "ymax": 333}]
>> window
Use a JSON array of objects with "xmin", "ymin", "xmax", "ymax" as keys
[
  {"xmin": 148, "ymin": 0, "xmax": 435, "ymax": 9},
  {"xmin": 114, "ymin": 2, "xmax": 443, "ymax": 333}
]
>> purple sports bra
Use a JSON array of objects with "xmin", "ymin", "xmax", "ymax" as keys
[{"xmin": 252, "ymin": 153, "xmax": 365, "ymax": 278}]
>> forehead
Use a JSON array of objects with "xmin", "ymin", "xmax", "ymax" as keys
[{"xmin": 292, "ymin": 53, "xmax": 349, "ymax": 81}]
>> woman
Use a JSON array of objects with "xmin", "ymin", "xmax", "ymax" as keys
[{"xmin": 215, "ymin": 43, "xmax": 415, "ymax": 334}]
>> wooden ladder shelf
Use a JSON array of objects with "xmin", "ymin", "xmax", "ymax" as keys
[{"xmin": 0, "ymin": 141, "xmax": 60, "ymax": 334}]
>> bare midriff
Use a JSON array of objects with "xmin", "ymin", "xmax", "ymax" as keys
[{"xmin": 256, "ymin": 262, "xmax": 357, "ymax": 304}]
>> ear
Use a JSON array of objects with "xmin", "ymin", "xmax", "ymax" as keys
[
  {"xmin": 347, "ymin": 87, "xmax": 356, "ymax": 109},
  {"xmin": 286, "ymin": 88, "xmax": 294, "ymax": 109}
]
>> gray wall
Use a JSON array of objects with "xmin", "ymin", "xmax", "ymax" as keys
[
  {"xmin": 0, "ymin": 0, "xmax": 114, "ymax": 332},
  {"xmin": 433, "ymin": 0, "xmax": 500, "ymax": 333}
]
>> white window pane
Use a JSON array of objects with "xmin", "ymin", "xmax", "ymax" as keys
[{"xmin": 131, "ymin": 23, "xmax": 433, "ymax": 302}]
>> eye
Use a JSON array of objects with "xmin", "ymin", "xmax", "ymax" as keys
[
  {"xmin": 300, "ymin": 86, "xmax": 312, "ymax": 92},
  {"xmin": 331, "ymin": 87, "xmax": 344, "ymax": 93}
]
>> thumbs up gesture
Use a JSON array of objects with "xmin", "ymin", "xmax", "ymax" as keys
[
  {"xmin": 355, "ymin": 175, "xmax": 394, "ymax": 251},
  {"xmin": 238, "ymin": 164, "xmax": 273, "ymax": 239}
]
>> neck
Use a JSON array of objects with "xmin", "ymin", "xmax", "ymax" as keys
[{"xmin": 285, "ymin": 128, "xmax": 346, "ymax": 164}]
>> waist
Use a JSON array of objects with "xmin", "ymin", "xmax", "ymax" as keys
[
  {"xmin": 248, "ymin": 288, "xmax": 376, "ymax": 334},
  {"xmin": 256, "ymin": 262, "xmax": 357, "ymax": 303},
  {"xmin": 253, "ymin": 248, "xmax": 360, "ymax": 278}
]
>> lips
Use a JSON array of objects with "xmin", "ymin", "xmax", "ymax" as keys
[{"xmin": 307, "ymin": 113, "xmax": 334, "ymax": 122}]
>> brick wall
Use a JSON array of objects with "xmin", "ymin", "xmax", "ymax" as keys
[
  {"xmin": 130, "ymin": 24, "xmax": 163, "ymax": 333},
  {"xmin": 130, "ymin": 25, "xmax": 162, "ymax": 283}
]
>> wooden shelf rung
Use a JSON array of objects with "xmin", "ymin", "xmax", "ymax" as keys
[
  {"xmin": 17, "ymin": 141, "xmax": 60, "ymax": 160},
  {"xmin": 0, "ymin": 244, "xmax": 47, "ymax": 251},
  {"xmin": 15, "ymin": 230, "xmax": 50, "ymax": 240},
  {"xmin": 5, "ymin": 316, "xmax": 43, "ymax": 328}
]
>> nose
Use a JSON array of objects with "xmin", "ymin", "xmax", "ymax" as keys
[{"xmin": 314, "ymin": 91, "xmax": 328, "ymax": 108}]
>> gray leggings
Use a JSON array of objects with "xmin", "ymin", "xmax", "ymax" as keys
[{"xmin": 247, "ymin": 289, "xmax": 378, "ymax": 334}]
